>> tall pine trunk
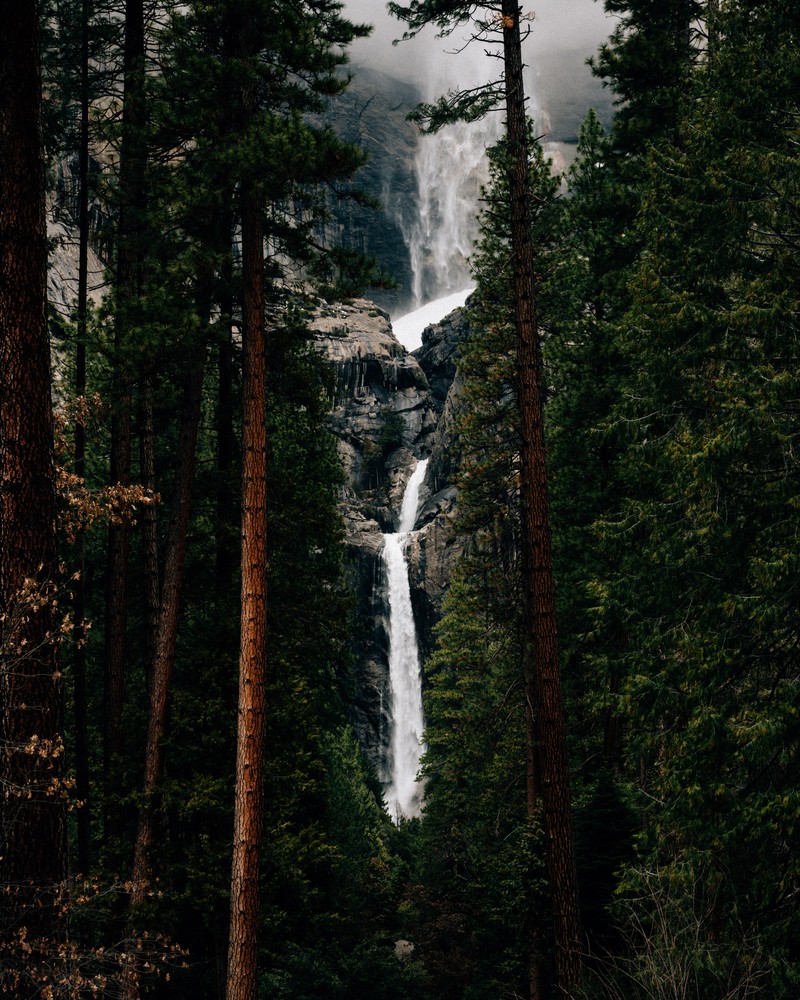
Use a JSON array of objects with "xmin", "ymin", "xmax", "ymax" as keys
[
  {"xmin": 501, "ymin": 2, "xmax": 582, "ymax": 992},
  {"xmin": 0, "ymin": 0, "xmax": 68, "ymax": 985},
  {"xmin": 129, "ymin": 351, "xmax": 207, "ymax": 909},
  {"xmin": 139, "ymin": 371, "xmax": 159, "ymax": 691},
  {"xmin": 73, "ymin": 0, "xmax": 93, "ymax": 875},
  {"xmin": 216, "ymin": 216, "xmax": 236, "ymax": 591},
  {"xmin": 226, "ymin": 172, "xmax": 268, "ymax": 1000}
]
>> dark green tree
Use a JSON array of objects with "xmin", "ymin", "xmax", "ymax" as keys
[
  {"xmin": 591, "ymin": 0, "xmax": 704, "ymax": 159},
  {"xmin": 412, "ymin": 129, "xmax": 585, "ymax": 998},
  {"xmin": 575, "ymin": 2, "xmax": 800, "ymax": 993}
]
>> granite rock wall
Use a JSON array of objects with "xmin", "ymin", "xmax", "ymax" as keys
[{"xmin": 312, "ymin": 296, "xmax": 469, "ymax": 770}]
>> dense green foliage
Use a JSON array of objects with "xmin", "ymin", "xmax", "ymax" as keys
[
  {"xmin": 17, "ymin": 2, "xmax": 434, "ymax": 997},
  {"xmin": 564, "ymin": 1, "xmax": 799, "ymax": 995},
  {"xmin": 408, "ymin": 2, "xmax": 800, "ymax": 998},
  {"xmin": 581, "ymin": 3, "xmax": 800, "ymax": 992},
  {"xmin": 8, "ymin": 0, "xmax": 800, "ymax": 997}
]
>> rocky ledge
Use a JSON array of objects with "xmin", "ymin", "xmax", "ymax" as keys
[{"xmin": 311, "ymin": 296, "xmax": 469, "ymax": 772}]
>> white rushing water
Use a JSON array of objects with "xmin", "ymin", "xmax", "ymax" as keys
[
  {"xmin": 400, "ymin": 116, "xmax": 500, "ymax": 309},
  {"xmin": 392, "ymin": 287, "xmax": 474, "ymax": 352},
  {"xmin": 346, "ymin": 0, "xmax": 613, "ymax": 313},
  {"xmin": 383, "ymin": 457, "xmax": 429, "ymax": 820},
  {"xmin": 383, "ymin": 35, "xmax": 502, "ymax": 313}
]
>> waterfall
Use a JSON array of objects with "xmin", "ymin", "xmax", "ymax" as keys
[
  {"xmin": 401, "ymin": 115, "xmax": 500, "ymax": 308},
  {"xmin": 382, "ymin": 457, "xmax": 429, "ymax": 820},
  {"xmin": 346, "ymin": 0, "xmax": 613, "ymax": 315},
  {"xmin": 382, "ymin": 32, "xmax": 502, "ymax": 314}
]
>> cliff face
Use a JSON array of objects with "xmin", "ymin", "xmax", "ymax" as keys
[
  {"xmin": 319, "ymin": 66, "xmax": 422, "ymax": 316},
  {"xmin": 406, "ymin": 307, "xmax": 468, "ymax": 662},
  {"xmin": 310, "ymin": 297, "xmax": 437, "ymax": 524},
  {"xmin": 311, "ymin": 296, "xmax": 468, "ymax": 771}
]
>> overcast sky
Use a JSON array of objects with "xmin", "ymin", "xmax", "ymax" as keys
[{"xmin": 343, "ymin": 0, "xmax": 615, "ymax": 95}]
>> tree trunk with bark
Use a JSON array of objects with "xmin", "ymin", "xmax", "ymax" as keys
[
  {"xmin": 73, "ymin": 0, "xmax": 93, "ymax": 875},
  {"xmin": 226, "ymin": 171, "xmax": 268, "ymax": 1000},
  {"xmin": 216, "ymin": 219, "xmax": 237, "ymax": 592},
  {"xmin": 500, "ymin": 1, "xmax": 582, "ymax": 993},
  {"xmin": 0, "ymin": 0, "xmax": 68, "ymax": 982},
  {"xmin": 130, "ymin": 352, "xmax": 207, "ymax": 907},
  {"xmin": 139, "ymin": 372, "xmax": 159, "ymax": 692},
  {"xmin": 103, "ymin": 399, "xmax": 131, "ymax": 797}
]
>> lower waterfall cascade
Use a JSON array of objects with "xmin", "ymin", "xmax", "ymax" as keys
[{"xmin": 382, "ymin": 457, "xmax": 429, "ymax": 821}]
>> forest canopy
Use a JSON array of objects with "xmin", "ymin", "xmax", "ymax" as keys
[{"xmin": 0, "ymin": 1, "xmax": 798, "ymax": 998}]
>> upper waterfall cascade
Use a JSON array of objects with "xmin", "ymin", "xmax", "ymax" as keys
[
  {"xmin": 404, "ymin": 118, "xmax": 499, "ymax": 308},
  {"xmin": 394, "ymin": 107, "xmax": 501, "ymax": 313},
  {"xmin": 382, "ymin": 458, "xmax": 429, "ymax": 820}
]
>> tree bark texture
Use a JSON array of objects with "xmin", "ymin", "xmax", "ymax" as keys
[
  {"xmin": 501, "ymin": 2, "xmax": 582, "ymax": 992},
  {"xmin": 216, "ymin": 223, "xmax": 237, "ymax": 592},
  {"xmin": 0, "ymin": 0, "xmax": 68, "ymax": 960},
  {"xmin": 524, "ymin": 681, "xmax": 542, "ymax": 1000},
  {"xmin": 139, "ymin": 372, "xmax": 159, "ymax": 691},
  {"xmin": 130, "ymin": 353, "xmax": 206, "ymax": 907},
  {"xmin": 72, "ymin": 0, "xmax": 92, "ymax": 875},
  {"xmin": 103, "ymin": 397, "xmax": 131, "ymax": 791},
  {"xmin": 226, "ymin": 180, "xmax": 268, "ymax": 1000}
]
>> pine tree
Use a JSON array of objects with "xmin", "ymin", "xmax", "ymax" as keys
[
  {"xmin": 102, "ymin": 0, "xmax": 146, "ymax": 842},
  {"xmin": 578, "ymin": 2, "xmax": 800, "ymax": 992},
  {"xmin": 0, "ymin": 0, "xmax": 68, "ymax": 989},
  {"xmin": 226, "ymin": 11, "xmax": 268, "ymax": 994},
  {"xmin": 413, "ymin": 122, "xmax": 588, "ymax": 996},
  {"xmin": 592, "ymin": 0, "xmax": 704, "ymax": 159},
  {"xmin": 390, "ymin": 2, "xmax": 582, "ymax": 990},
  {"xmin": 134, "ymin": 2, "xmax": 372, "ymax": 994}
]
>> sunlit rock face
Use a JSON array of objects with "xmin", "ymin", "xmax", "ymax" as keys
[{"xmin": 311, "ymin": 296, "xmax": 468, "ymax": 776}]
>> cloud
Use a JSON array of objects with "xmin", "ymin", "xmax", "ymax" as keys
[
  {"xmin": 344, "ymin": 0, "xmax": 613, "ymax": 82},
  {"xmin": 343, "ymin": 0, "xmax": 615, "ymax": 135}
]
